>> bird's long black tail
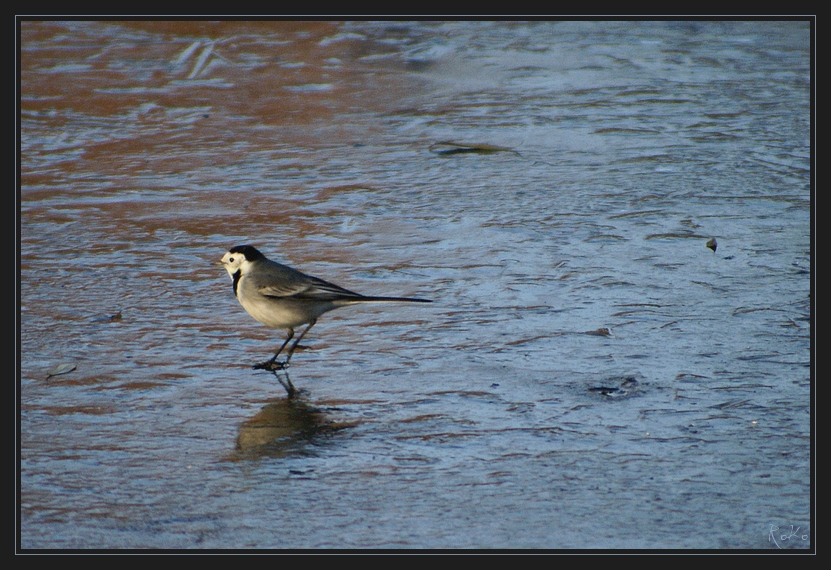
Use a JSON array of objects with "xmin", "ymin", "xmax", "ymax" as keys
[{"xmin": 355, "ymin": 296, "xmax": 432, "ymax": 303}]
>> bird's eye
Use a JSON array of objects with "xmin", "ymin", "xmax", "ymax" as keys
[{"xmin": 229, "ymin": 257, "xmax": 234, "ymax": 263}]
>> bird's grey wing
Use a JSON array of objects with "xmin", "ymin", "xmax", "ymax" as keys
[
  {"xmin": 293, "ymin": 274, "xmax": 364, "ymax": 300},
  {"xmin": 252, "ymin": 262, "xmax": 363, "ymax": 301}
]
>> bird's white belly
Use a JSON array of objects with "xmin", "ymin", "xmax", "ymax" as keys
[{"xmin": 238, "ymin": 295, "xmax": 333, "ymax": 330}]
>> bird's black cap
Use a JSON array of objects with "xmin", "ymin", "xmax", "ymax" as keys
[{"xmin": 229, "ymin": 245, "xmax": 265, "ymax": 261}]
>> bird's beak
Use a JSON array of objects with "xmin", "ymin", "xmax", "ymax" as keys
[{"xmin": 214, "ymin": 261, "xmax": 225, "ymax": 266}]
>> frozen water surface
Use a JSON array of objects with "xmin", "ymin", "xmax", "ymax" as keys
[{"xmin": 19, "ymin": 21, "xmax": 811, "ymax": 549}]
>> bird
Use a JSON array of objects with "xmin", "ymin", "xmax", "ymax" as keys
[{"xmin": 218, "ymin": 245, "xmax": 432, "ymax": 370}]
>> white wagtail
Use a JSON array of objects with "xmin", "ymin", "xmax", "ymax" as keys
[{"xmin": 219, "ymin": 245, "xmax": 432, "ymax": 369}]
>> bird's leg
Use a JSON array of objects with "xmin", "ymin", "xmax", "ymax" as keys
[
  {"xmin": 284, "ymin": 319, "xmax": 317, "ymax": 365},
  {"xmin": 253, "ymin": 328, "xmax": 294, "ymax": 370}
]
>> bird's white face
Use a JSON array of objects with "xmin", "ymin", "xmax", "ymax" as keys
[{"xmin": 219, "ymin": 250, "xmax": 247, "ymax": 278}]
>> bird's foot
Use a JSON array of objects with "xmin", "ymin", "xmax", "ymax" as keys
[{"xmin": 253, "ymin": 359, "xmax": 288, "ymax": 371}]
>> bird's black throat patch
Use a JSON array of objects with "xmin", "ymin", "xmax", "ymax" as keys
[{"xmin": 232, "ymin": 269, "xmax": 242, "ymax": 296}]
